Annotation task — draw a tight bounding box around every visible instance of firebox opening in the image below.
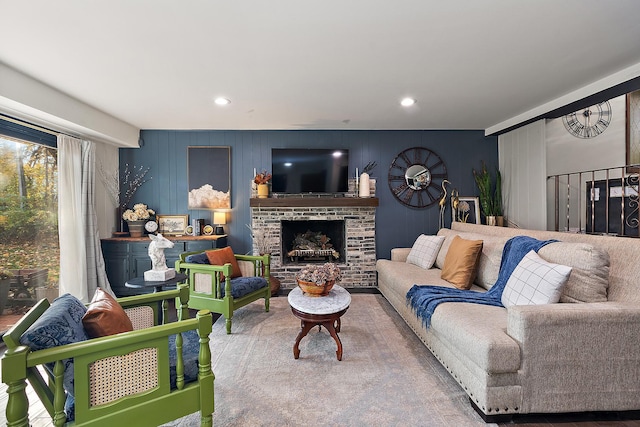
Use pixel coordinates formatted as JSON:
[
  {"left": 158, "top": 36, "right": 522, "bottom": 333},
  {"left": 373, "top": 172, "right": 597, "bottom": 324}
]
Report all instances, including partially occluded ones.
[{"left": 281, "top": 220, "right": 346, "bottom": 264}]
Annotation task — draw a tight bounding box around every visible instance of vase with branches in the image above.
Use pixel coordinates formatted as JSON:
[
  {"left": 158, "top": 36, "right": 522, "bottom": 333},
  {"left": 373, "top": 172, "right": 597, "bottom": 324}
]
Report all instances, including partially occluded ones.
[{"left": 99, "top": 163, "right": 152, "bottom": 234}]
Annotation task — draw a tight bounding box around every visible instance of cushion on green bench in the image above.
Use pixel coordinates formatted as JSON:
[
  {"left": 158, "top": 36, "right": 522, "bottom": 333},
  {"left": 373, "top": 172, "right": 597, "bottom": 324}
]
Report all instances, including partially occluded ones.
[
  {"left": 20, "top": 294, "right": 88, "bottom": 395},
  {"left": 224, "top": 277, "right": 268, "bottom": 299},
  {"left": 185, "top": 252, "right": 210, "bottom": 264}
]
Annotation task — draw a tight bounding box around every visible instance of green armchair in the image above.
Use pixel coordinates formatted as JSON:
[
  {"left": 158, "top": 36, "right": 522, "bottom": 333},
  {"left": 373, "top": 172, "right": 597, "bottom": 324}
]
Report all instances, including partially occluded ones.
[
  {"left": 175, "top": 251, "right": 270, "bottom": 334},
  {"left": 1, "top": 285, "right": 214, "bottom": 427}
]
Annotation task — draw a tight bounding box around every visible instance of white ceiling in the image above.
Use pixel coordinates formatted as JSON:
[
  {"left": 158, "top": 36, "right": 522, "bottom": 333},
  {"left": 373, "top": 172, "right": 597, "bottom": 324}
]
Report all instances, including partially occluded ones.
[{"left": 2, "top": 0, "right": 640, "bottom": 134}]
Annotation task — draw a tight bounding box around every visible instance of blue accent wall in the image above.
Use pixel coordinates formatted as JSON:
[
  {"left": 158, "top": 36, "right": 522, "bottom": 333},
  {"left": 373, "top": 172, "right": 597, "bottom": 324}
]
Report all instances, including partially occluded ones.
[{"left": 121, "top": 130, "right": 497, "bottom": 259}]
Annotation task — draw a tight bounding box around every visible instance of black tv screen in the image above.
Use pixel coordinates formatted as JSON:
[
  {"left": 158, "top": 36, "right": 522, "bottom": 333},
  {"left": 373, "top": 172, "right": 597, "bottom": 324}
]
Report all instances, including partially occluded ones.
[{"left": 272, "top": 148, "right": 349, "bottom": 194}]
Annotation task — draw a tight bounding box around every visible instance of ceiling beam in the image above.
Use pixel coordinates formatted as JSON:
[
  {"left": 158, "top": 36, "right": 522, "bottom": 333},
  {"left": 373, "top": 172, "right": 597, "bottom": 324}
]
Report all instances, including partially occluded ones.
[{"left": 486, "top": 61, "right": 640, "bottom": 136}]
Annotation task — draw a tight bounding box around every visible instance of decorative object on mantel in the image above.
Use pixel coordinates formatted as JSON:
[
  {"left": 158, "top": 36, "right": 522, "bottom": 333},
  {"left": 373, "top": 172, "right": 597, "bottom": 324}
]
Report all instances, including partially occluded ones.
[
  {"left": 144, "top": 233, "right": 176, "bottom": 281},
  {"left": 473, "top": 162, "right": 503, "bottom": 226},
  {"left": 295, "top": 263, "right": 342, "bottom": 297},
  {"left": 254, "top": 170, "right": 272, "bottom": 198},
  {"left": 122, "top": 203, "right": 155, "bottom": 237},
  {"left": 99, "top": 163, "right": 152, "bottom": 237},
  {"left": 358, "top": 161, "right": 377, "bottom": 198}
]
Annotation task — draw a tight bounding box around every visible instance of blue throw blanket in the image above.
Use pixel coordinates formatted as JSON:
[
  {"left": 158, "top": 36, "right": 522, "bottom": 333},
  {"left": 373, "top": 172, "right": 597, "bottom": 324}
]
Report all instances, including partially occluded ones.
[{"left": 406, "top": 235, "right": 556, "bottom": 328}]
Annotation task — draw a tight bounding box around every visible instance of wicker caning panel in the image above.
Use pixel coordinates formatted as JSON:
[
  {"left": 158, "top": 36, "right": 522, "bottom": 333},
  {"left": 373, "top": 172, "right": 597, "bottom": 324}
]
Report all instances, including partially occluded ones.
[
  {"left": 125, "top": 306, "right": 155, "bottom": 330},
  {"left": 238, "top": 260, "right": 256, "bottom": 277},
  {"left": 195, "top": 273, "right": 213, "bottom": 295},
  {"left": 89, "top": 348, "right": 158, "bottom": 406}
]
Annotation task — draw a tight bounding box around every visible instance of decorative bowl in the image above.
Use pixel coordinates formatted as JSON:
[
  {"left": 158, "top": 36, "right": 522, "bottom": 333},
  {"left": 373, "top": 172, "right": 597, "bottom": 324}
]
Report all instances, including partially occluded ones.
[{"left": 297, "top": 279, "right": 335, "bottom": 297}]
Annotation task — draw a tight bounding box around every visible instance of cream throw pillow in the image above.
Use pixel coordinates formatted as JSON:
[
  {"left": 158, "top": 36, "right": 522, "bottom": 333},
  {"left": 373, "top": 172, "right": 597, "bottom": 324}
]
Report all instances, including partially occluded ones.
[
  {"left": 501, "top": 250, "right": 572, "bottom": 307},
  {"left": 440, "top": 235, "right": 483, "bottom": 290},
  {"left": 406, "top": 234, "right": 445, "bottom": 270}
]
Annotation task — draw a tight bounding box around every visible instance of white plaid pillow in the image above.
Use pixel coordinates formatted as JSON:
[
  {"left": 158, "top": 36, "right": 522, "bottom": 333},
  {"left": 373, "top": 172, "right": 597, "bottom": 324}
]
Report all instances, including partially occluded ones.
[
  {"left": 406, "top": 234, "right": 445, "bottom": 270},
  {"left": 502, "top": 250, "right": 572, "bottom": 307}
]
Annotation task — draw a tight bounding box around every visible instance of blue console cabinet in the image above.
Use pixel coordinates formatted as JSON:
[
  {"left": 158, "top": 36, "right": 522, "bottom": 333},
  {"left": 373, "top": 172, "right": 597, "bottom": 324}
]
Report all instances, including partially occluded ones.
[{"left": 101, "top": 235, "right": 227, "bottom": 296}]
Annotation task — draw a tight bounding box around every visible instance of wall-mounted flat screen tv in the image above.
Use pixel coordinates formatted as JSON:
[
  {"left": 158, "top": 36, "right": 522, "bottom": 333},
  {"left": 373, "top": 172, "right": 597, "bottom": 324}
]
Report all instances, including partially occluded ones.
[{"left": 272, "top": 148, "right": 349, "bottom": 194}]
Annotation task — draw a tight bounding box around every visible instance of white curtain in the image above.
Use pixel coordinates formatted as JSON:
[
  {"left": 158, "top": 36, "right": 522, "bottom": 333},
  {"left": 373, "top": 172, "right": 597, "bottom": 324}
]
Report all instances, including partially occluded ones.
[{"left": 58, "top": 135, "right": 113, "bottom": 302}]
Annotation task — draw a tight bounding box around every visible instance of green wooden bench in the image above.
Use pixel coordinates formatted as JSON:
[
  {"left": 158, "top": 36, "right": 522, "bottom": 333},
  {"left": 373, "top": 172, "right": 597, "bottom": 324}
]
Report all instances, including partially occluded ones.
[
  {"left": 175, "top": 251, "right": 270, "bottom": 334},
  {"left": 1, "top": 285, "right": 214, "bottom": 427}
]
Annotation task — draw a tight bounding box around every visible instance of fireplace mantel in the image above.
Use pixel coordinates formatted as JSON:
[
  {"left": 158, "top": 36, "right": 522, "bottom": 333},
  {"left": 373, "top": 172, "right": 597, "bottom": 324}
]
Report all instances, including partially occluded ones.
[{"left": 249, "top": 197, "right": 378, "bottom": 208}]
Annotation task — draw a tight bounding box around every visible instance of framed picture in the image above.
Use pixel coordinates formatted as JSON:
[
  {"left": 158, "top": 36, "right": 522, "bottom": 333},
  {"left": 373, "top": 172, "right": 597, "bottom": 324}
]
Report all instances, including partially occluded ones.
[
  {"left": 188, "top": 146, "right": 231, "bottom": 210},
  {"left": 452, "top": 197, "right": 481, "bottom": 225},
  {"left": 157, "top": 215, "right": 189, "bottom": 236}
]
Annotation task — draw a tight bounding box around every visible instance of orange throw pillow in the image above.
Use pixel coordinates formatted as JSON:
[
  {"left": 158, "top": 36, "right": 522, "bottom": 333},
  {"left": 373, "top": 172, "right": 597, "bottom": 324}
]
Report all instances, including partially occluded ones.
[
  {"left": 205, "top": 246, "right": 242, "bottom": 279},
  {"left": 440, "top": 235, "right": 483, "bottom": 290},
  {"left": 82, "top": 288, "right": 133, "bottom": 338}
]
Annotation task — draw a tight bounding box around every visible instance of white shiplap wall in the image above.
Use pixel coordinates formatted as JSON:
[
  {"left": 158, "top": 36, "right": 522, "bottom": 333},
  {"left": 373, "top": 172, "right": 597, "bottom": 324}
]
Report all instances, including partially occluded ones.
[{"left": 498, "top": 120, "right": 547, "bottom": 230}]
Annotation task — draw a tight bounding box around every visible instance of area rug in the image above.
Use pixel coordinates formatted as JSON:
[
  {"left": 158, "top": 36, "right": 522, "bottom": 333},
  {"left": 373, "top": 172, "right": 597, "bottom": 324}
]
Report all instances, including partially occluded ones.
[{"left": 163, "top": 294, "right": 492, "bottom": 427}]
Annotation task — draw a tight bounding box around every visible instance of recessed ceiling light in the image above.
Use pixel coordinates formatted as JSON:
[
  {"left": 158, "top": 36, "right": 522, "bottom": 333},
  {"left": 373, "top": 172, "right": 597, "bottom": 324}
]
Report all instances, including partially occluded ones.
[
  {"left": 214, "top": 97, "right": 231, "bottom": 106},
  {"left": 400, "top": 97, "right": 416, "bottom": 107}
]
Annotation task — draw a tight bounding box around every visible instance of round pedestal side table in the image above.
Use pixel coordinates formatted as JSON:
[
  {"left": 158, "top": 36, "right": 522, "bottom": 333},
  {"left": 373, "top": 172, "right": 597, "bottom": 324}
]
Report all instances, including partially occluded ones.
[{"left": 287, "top": 284, "right": 351, "bottom": 361}]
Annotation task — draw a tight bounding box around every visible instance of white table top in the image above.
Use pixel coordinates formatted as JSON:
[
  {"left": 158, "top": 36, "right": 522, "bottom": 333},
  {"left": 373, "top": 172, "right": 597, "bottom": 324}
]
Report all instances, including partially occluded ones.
[{"left": 288, "top": 284, "right": 351, "bottom": 315}]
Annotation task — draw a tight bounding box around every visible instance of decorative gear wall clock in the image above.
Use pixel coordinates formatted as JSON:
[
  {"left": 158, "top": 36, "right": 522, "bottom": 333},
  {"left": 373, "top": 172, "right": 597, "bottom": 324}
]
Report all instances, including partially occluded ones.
[
  {"left": 388, "top": 147, "right": 448, "bottom": 208},
  {"left": 562, "top": 101, "right": 612, "bottom": 139}
]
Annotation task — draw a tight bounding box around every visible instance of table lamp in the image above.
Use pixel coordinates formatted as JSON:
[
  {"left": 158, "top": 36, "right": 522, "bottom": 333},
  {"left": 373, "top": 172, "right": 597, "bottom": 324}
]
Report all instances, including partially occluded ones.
[{"left": 213, "top": 211, "right": 226, "bottom": 235}]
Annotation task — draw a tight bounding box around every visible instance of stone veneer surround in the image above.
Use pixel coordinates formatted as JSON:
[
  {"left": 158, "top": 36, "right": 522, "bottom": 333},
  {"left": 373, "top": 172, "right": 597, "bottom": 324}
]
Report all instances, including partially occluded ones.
[{"left": 250, "top": 200, "right": 377, "bottom": 289}]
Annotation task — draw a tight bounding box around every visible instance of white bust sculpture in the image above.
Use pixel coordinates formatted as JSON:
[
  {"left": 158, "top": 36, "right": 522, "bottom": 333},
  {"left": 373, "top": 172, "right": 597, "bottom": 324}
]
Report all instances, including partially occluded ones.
[{"left": 144, "top": 233, "right": 176, "bottom": 281}]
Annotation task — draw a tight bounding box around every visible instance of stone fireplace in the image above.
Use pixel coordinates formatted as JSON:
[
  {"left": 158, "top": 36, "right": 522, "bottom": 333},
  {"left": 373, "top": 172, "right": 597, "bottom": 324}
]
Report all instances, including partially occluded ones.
[{"left": 249, "top": 197, "right": 378, "bottom": 289}]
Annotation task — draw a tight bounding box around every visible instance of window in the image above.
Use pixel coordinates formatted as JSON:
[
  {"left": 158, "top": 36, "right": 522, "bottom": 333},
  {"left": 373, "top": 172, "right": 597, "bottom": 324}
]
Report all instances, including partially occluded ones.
[{"left": 0, "top": 118, "right": 58, "bottom": 321}]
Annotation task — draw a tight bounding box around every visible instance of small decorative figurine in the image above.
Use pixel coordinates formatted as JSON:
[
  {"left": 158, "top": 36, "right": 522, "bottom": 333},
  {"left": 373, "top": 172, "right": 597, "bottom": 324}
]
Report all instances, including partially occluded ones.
[{"left": 144, "top": 233, "right": 176, "bottom": 281}]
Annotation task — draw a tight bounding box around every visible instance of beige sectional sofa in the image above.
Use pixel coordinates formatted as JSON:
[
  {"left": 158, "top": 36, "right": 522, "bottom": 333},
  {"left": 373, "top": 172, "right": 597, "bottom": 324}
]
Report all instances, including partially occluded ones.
[{"left": 376, "top": 222, "right": 640, "bottom": 421}]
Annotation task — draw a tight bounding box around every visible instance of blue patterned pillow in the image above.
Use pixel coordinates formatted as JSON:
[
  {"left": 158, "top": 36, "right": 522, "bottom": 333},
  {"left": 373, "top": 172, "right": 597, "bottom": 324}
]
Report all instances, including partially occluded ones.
[
  {"left": 185, "top": 252, "right": 210, "bottom": 264},
  {"left": 20, "top": 293, "right": 88, "bottom": 397},
  {"left": 169, "top": 329, "right": 201, "bottom": 389},
  {"left": 222, "top": 277, "right": 268, "bottom": 299}
]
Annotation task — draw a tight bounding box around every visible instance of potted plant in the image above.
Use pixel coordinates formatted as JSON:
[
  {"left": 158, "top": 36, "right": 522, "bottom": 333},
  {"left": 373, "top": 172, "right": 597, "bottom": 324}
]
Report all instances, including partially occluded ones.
[
  {"left": 472, "top": 162, "right": 503, "bottom": 226},
  {"left": 122, "top": 203, "right": 155, "bottom": 237},
  {"left": 295, "top": 263, "right": 342, "bottom": 297},
  {"left": 0, "top": 270, "right": 12, "bottom": 314},
  {"left": 254, "top": 171, "right": 272, "bottom": 198}
]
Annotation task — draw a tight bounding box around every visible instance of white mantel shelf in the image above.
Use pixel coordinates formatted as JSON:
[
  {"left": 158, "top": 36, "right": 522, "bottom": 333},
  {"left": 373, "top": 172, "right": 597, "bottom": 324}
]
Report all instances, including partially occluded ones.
[{"left": 249, "top": 197, "right": 379, "bottom": 208}]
